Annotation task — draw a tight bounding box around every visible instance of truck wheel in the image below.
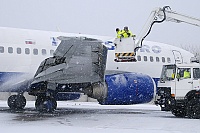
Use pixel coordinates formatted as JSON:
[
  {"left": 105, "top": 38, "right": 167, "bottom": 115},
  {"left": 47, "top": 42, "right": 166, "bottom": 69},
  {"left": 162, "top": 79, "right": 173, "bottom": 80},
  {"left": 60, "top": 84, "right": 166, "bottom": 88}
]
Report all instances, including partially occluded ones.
[
  {"left": 186, "top": 98, "right": 200, "bottom": 119},
  {"left": 171, "top": 108, "right": 186, "bottom": 118},
  {"left": 185, "top": 90, "right": 196, "bottom": 101}
]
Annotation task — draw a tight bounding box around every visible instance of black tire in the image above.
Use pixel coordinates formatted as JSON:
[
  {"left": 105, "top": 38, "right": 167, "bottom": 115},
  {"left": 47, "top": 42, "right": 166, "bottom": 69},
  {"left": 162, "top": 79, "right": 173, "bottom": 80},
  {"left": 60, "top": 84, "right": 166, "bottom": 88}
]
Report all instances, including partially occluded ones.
[
  {"left": 35, "top": 96, "right": 57, "bottom": 112},
  {"left": 7, "top": 95, "right": 26, "bottom": 110},
  {"left": 7, "top": 95, "right": 17, "bottom": 110},
  {"left": 185, "top": 90, "right": 197, "bottom": 102},
  {"left": 44, "top": 98, "right": 57, "bottom": 112},
  {"left": 186, "top": 98, "right": 200, "bottom": 119},
  {"left": 171, "top": 108, "right": 186, "bottom": 118},
  {"left": 35, "top": 96, "right": 45, "bottom": 111}
]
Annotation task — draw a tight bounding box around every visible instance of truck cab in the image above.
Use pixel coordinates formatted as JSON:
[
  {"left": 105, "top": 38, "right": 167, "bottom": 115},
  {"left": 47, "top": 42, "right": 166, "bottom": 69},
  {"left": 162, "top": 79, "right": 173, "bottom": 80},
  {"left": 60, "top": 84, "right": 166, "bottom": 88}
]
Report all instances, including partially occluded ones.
[{"left": 156, "top": 63, "right": 200, "bottom": 118}]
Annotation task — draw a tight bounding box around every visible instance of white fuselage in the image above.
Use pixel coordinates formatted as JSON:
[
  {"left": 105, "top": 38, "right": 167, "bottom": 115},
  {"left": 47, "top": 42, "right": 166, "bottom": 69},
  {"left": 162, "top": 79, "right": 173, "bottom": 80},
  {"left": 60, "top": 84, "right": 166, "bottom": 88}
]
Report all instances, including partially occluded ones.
[{"left": 0, "top": 27, "right": 194, "bottom": 86}]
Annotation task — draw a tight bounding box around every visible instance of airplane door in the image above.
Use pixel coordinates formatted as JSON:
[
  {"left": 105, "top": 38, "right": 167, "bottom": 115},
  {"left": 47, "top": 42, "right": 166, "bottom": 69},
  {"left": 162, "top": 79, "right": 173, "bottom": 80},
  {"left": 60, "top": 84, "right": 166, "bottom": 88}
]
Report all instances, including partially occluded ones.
[
  {"left": 175, "top": 68, "right": 193, "bottom": 98},
  {"left": 172, "top": 50, "right": 183, "bottom": 64}
]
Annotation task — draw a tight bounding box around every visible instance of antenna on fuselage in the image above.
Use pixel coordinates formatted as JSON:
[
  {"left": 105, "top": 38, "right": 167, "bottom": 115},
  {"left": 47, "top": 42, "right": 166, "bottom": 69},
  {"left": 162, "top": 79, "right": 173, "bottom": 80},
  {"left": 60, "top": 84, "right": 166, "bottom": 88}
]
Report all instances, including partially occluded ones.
[{"left": 56, "top": 26, "right": 61, "bottom": 32}]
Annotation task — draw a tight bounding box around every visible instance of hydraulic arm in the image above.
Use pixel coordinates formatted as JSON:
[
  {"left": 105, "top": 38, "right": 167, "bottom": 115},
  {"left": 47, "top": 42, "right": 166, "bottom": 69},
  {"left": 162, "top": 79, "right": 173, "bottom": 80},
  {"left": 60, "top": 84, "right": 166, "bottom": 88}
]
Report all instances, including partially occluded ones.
[{"left": 135, "top": 6, "right": 200, "bottom": 51}]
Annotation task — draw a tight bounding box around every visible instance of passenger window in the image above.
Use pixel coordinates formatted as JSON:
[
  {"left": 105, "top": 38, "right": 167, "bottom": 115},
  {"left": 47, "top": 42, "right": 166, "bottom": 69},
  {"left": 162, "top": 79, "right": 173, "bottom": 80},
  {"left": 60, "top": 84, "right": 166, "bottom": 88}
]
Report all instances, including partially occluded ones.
[
  {"left": 0, "top": 46, "right": 4, "bottom": 53},
  {"left": 137, "top": 55, "right": 141, "bottom": 61},
  {"left": 156, "top": 57, "right": 159, "bottom": 62},
  {"left": 42, "top": 49, "right": 47, "bottom": 55},
  {"left": 25, "top": 48, "right": 30, "bottom": 54},
  {"left": 8, "top": 47, "right": 13, "bottom": 53},
  {"left": 50, "top": 50, "right": 54, "bottom": 56},
  {"left": 17, "top": 47, "right": 21, "bottom": 54},
  {"left": 150, "top": 56, "right": 154, "bottom": 62},
  {"left": 162, "top": 57, "right": 165, "bottom": 63},
  {"left": 144, "top": 56, "right": 147, "bottom": 61},
  {"left": 167, "top": 57, "right": 171, "bottom": 63},
  {"left": 33, "top": 48, "right": 38, "bottom": 55}
]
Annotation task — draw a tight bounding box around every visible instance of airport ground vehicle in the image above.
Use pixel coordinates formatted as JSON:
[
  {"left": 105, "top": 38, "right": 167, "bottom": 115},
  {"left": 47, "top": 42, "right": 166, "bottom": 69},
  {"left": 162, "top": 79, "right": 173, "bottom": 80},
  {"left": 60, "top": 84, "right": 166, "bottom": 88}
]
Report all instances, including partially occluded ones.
[{"left": 155, "top": 62, "right": 200, "bottom": 118}]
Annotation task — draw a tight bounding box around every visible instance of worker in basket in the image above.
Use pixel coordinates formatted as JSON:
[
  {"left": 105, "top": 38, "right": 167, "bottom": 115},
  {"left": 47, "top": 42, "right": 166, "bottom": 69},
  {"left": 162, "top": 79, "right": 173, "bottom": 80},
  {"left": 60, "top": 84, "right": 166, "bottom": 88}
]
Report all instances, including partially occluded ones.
[
  {"left": 121, "top": 26, "right": 136, "bottom": 38},
  {"left": 116, "top": 28, "right": 123, "bottom": 38}
]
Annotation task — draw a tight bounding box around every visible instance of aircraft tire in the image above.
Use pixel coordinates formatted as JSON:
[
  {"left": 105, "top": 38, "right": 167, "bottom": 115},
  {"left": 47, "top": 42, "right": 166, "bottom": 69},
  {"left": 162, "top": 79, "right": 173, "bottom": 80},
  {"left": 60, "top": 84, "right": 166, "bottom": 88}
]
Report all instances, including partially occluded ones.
[
  {"left": 35, "top": 96, "right": 57, "bottom": 112},
  {"left": 186, "top": 98, "right": 200, "bottom": 119},
  {"left": 7, "top": 95, "right": 26, "bottom": 110}
]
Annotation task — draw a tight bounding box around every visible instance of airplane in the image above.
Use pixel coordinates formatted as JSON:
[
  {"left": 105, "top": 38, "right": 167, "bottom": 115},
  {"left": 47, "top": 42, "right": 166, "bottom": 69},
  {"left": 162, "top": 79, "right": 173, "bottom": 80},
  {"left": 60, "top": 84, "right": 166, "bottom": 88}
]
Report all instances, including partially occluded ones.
[
  {"left": 0, "top": 26, "right": 194, "bottom": 111},
  {"left": 1, "top": 6, "right": 199, "bottom": 111}
]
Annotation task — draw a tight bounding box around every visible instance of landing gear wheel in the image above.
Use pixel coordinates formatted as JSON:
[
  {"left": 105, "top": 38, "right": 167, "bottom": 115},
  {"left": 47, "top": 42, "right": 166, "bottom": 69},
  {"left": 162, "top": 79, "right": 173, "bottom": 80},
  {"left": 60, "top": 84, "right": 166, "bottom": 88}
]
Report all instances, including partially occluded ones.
[
  {"left": 7, "top": 95, "right": 26, "bottom": 110},
  {"left": 186, "top": 98, "right": 200, "bottom": 119},
  {"left": 35, "top": 96, "right": 57, "bottom": 112}
]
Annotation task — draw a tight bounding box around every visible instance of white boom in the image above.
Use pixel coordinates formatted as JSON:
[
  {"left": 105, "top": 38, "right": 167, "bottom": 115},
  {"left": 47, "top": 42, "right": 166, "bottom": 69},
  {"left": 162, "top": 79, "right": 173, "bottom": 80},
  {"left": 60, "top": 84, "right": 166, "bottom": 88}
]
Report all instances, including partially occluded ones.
[{"left": 136, "top": 6, "right": 200, "bottom": 50}]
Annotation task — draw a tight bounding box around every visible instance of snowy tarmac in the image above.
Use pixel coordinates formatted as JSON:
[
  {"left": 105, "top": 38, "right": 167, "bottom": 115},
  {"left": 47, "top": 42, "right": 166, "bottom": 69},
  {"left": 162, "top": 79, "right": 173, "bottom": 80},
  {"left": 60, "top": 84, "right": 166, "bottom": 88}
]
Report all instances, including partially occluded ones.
[{"left": 0, "top": 101, "right": 199, "bottom": 133}]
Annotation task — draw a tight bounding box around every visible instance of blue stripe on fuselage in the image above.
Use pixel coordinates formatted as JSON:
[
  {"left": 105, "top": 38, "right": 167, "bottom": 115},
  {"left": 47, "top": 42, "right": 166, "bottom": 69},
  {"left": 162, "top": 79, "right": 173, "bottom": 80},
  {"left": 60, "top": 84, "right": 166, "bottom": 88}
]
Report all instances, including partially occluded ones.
[
  {"left": 0, "top": 72, "right": 29, "bottom": 92},
  {"left": 0, "top": 72, "right": 24, "bottom": 85}
]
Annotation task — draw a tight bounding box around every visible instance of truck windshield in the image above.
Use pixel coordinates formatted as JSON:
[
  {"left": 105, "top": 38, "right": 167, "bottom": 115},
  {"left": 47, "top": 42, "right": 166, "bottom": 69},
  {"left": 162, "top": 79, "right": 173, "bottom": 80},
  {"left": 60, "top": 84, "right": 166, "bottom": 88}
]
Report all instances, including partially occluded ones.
[{"left": 160, "top": 65, "right": 176, "bottom": 81}]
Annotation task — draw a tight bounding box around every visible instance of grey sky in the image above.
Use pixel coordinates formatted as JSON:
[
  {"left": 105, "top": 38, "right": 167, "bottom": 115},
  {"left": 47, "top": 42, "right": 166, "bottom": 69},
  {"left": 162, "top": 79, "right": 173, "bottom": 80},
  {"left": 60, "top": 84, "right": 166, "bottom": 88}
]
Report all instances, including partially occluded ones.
[{"left": 0, "top": 0, "right": 199, "bottom": 47}]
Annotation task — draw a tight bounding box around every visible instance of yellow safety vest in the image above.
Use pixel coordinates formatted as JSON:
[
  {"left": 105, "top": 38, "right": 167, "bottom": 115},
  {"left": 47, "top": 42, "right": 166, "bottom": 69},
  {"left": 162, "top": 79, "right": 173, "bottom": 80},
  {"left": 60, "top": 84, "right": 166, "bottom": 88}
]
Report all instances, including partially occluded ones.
[
  {"left": 184, "top": 71, "right": 190, "bottom": 78},
  {"left": 121, "top": 30, "right": 134, "bottom": 38},
  {"left": 116, "top": 30, "right": 123, "bottom": 38}
]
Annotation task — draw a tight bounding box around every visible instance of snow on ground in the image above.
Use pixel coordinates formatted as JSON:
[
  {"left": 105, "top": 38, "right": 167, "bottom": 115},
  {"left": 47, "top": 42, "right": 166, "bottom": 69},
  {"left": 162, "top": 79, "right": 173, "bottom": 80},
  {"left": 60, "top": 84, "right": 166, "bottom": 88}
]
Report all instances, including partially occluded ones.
[{"left": 0, "top": 101, "right": 199, "bottom": 133}]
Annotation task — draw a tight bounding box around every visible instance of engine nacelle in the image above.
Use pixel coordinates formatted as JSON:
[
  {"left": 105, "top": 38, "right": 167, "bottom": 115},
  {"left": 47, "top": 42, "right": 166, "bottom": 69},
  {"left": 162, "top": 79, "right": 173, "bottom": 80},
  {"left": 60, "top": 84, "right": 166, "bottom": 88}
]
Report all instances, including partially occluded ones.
[{"left": 97, "top": 71, "right": 155, "bottom": 105}]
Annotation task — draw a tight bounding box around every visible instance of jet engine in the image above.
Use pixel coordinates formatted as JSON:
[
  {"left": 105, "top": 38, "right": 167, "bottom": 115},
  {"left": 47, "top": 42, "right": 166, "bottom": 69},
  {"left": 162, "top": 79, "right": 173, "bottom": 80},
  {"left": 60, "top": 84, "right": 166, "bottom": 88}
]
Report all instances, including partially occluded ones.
[{"left": 91, "top": 70, "right": 156, "bottom": 105}]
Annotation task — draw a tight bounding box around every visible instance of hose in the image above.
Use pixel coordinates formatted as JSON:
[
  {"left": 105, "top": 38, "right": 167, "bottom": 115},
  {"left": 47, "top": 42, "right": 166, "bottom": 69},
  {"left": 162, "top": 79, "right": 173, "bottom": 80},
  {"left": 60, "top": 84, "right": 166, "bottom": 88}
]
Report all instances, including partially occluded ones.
[{"left": 134, "top": 6, "right": 171, "bottom": 53}]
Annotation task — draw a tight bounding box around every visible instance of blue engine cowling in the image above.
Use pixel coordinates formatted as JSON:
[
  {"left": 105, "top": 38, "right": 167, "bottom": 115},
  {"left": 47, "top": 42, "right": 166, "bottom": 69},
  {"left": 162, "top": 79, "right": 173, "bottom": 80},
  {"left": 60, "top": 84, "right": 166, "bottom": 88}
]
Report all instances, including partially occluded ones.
[{"left": 99, "top": 72, "right": 155, "bottom": 105}]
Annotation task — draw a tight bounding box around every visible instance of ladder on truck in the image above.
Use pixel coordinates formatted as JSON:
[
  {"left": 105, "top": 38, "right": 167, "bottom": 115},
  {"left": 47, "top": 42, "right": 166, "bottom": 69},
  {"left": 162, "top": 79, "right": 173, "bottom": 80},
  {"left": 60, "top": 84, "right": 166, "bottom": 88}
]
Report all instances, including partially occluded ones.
[{"left": 114, "top": 37, "right": 136, "bottom": 62}]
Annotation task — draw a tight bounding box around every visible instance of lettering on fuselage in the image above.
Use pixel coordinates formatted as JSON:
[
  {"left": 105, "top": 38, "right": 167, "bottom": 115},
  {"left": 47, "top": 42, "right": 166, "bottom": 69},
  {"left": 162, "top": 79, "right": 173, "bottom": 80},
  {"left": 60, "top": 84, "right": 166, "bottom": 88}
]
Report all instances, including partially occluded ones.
[
  {"left": 139, "top": 45, "right": 161, "bottom": 54},
  {"left": 104, "top": 41, "right": 162, "bottom": 54},
  {"left": 50, "top": 37, "right": 60, "bottom": 46}
]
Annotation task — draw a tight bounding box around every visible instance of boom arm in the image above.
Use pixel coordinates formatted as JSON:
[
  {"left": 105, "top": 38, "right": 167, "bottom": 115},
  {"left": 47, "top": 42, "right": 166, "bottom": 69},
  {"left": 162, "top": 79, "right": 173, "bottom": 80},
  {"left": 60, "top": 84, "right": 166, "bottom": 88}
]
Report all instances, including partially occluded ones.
[{"left": 135, "top": 6, "right": 200, "bottom": 51}]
